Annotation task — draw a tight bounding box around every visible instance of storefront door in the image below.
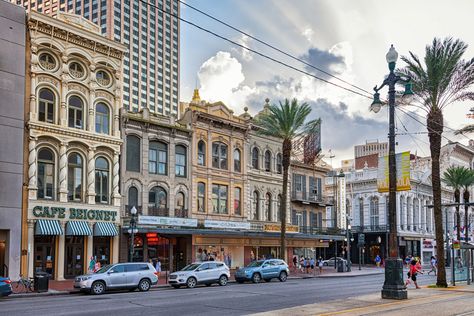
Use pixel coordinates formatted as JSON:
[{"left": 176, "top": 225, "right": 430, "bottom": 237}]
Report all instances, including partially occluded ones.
[
  {"left": 93, "top": 237, "right": 110, "bottom": 266},
  {"left": 64, "top": 236, "right": 84, "bottom": 278},
  {"left": 34, "top": 236, "right": 55, "bottom": 278}
]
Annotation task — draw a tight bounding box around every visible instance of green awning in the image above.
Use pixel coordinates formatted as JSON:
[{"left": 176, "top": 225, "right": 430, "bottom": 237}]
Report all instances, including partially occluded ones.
[
  {"left": 66, "top": 221, "right": 92, "bottom": 236},
  {"left": 35, "top": 219, "right": 63, "bottom": 235},
  {"left": 94, "top": 222, "right": 118, "bottom": 236}
]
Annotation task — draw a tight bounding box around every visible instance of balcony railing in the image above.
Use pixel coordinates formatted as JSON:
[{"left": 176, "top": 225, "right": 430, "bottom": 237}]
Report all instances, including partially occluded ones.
[
  {"left": 292, "top": 190, "right": 330, "bottom": 204},
  {"left": 174, "top": 208, "right": 189, "bottom": 218},
  {"left": 148, "top": 207, "right": 169, "bottom": 217},
  {"left": 125, "top": 205, "right": 143, "bottom": 216},
  {"left": 297, "top": 226, "right": 343, "bottom": 235}
]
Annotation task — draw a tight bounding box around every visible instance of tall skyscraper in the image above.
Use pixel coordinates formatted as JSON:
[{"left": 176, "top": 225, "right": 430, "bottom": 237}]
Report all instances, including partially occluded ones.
[{"left": 14, "top": 0, "right": 180, "bottom": 115}]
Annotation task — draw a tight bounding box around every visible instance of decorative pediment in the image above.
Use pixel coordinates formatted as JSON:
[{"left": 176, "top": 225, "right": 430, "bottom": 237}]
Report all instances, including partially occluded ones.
[
  {"left": 208, "top": 101, "right": 234, "bottom": 120},
  {"left": 57, "top": 12, "right": 101, "bottom": 34}
]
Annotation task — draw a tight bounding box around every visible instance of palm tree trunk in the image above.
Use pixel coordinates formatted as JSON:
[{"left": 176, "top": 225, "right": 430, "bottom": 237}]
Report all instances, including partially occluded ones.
[
  {"left": 280, "top": 138, "right": 291, "bottom": 262},
  {"left": 428, "top": 108, "right": 447, "bottom": 287},
  {"left": 464, "top": 190, "right": 470, "bottom": 243},
  {"left": 455, "top": 190, "right": 461, "bottom": 242}
]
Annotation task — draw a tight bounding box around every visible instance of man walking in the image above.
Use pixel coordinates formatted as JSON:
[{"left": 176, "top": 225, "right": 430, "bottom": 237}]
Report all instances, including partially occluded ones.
[
  {"left": 427, "top": 256, "right": 437, "bottom": 276},
  {"left": 375, "top": 254, "right": 381, "bottom": 268}
]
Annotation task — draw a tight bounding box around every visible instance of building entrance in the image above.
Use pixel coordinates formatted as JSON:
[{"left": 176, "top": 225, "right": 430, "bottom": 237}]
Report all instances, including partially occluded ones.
[
  {"left": 64, "top": 236, "right": 84, "bottom": 278},
  {"left": 34, "top": 236, "right": 55, "bottom": 277}
]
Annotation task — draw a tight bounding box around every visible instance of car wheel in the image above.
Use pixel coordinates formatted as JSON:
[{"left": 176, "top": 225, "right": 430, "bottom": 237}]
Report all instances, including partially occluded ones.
[
  {"left": 172, "top": 285, "right": 181, "bottom": 289},
  {"left": 186, "top": 277, "right": 197, "bottom": 288},
  {"left": 218, "top": 275, "right": 228, "bottom": 286},
  {"left": 91, "top": 281, "right": 106, "bottom": 295},
  {"left": 138, "top": 279, "right": 151, "bottom": 292},
  {"left": 279, "top": 271, "right": 288, "bottom": 282},
  {"left": 252, "top": 273, "right": 261, "bottom": 283}
]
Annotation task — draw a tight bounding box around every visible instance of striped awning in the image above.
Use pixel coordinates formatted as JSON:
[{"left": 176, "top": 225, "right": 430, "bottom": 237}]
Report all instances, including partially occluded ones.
[
  {"left": 94, "top": 222, "right": 118, "bottom": 237},
  {"left": 35, "top": 219, "right": 63, "bottom": 236},
  {"left": 66, "top": 221, "right": 92, "bottom": 236}
]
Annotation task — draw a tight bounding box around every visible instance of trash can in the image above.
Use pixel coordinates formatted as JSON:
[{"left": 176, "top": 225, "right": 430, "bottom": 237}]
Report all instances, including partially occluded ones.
[
  {"left": 337, "top": 260, "right": 344, "bottom": 272},
  {"left": 34, "top": 272, "right": 50, "bottom": 293}
]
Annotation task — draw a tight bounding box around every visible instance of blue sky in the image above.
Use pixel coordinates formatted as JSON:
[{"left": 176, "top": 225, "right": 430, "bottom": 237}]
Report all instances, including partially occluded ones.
[{"left": 180, "top": 0, "right": 474, "bottom": 164}]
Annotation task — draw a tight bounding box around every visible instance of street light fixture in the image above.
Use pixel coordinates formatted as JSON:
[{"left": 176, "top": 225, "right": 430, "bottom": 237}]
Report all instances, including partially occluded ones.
[
  {"left": 128, "top": 206, "right": 139, "bottom": 262},
  {"left": 371, "top": 45, "right": 411, "bottom": 300}
]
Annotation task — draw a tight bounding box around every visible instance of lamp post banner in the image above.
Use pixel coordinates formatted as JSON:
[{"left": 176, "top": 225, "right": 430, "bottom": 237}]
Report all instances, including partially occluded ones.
[{"left": 377, "top": 151, "right": 411, "bottom": 193}]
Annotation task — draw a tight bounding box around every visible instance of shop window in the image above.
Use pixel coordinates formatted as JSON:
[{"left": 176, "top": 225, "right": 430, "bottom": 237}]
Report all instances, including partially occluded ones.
[
  {"left": 370, "top": 197, "right": 379, "bottom": 226},
  {"left": 276, "top": 153, "right": 282, "bottom": 174},
  {"left": 252, "top": 147, "right": 259, "bottom": 169},
  {"left": 67, "top": 153, "right": 83, "bottom": 201},
  {"left": 149, "top": 186, "right": 167, "bottom": 209},
  {"left": 233, "top": 149, "right": 241, "bottom": 173},
  {"left": 265, "top": 193, "right": 272, "bottom": 221},
  {"left": 175, "top": 192, "right": 185, "bottom": 210},
  {"left": 38, "top": 88, "right": 55, "bottom": 123},
  {"left": 126, "top": 135, "right": 140, "bottom": 172},
  {"left": 68, "top": 96, "right": 84, "bottom": 129},
  {"left": 252, "top": 191, "right": 259, "bottom": 220},
  {"left": 212, "top": 142, "right": 227, "bottom": 169},
  {"left": 95, "top": 157, "right": 109, "bottom": 204},
  {"left": 212, "top": 184, "right": 228, "bottom": 214},
  {"left": 234, "top": 187, "right": 241, "bottom": 215},
  {"left": 37, "top": 148, "right": 55, "bottom": 200},
  {"left": 197, "top": 140, "right": 205, "bottom": 166},
  {"left": 95, "top": 103, "right": 110, "bottom": 134},
  {"left": 149, "top": 141, "right": 167, "bottom": 175},
  {"left": 175, "top": 145, "right": 186, "bottom": 177},
  {"left": 197, "top": 182, "right": 205, "bottom": 213},
  {"left": 264, "top": 150, "right": 271, "bottom": 172}
]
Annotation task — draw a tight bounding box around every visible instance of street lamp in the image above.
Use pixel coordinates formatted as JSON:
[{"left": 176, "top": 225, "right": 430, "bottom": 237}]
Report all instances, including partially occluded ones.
[
  {"left": 346, "top": 220, "right": 352, "bottom": 272},
  {"left": 370, "top": 45, "right": 411, "bottom": 300},
  {"left": 128, "top": 206, "right": 139, "bottom": 262}
]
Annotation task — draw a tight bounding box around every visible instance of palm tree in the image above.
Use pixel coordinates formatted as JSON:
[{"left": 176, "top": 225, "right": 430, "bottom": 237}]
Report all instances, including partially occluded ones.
[
  {"left": 256, "top": 98, "right": 320, "bottom": 261},
  {"left": 443, "top": 166, "right": 471, "bottom": 242},
  {"left": 400, "top": 38, "right": 474, "bottom": 287}
]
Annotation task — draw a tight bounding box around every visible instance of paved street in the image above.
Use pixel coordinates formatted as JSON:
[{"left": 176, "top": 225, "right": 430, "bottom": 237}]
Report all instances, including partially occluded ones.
[{"left": 0, "top": 273, "right": 439, "bottom": 316}]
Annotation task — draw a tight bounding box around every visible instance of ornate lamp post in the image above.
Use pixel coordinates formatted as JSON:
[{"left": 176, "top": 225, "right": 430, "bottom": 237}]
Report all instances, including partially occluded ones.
[
  {"left": 370, "top": 45, "right": 413, "bottom": 300},
  {"left": 128, "top": 206, "right": 139, "bottom": 262}
]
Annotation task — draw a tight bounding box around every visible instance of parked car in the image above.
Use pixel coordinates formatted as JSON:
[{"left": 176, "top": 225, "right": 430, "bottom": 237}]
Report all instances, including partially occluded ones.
[
  {"left": 0, "top": 277, "right": 12, "bottom": 297},
  {"left": 168, "top": 261, "right": 230, "bottom": 289},
  {"left": 322, "top": 257, "right": 347, "bottom": 266},
  {"left": 74, "top": 262, "right": 158, "bottom": 295},
  {"left": 235, "top": 259, "right": 289, "bottom": 283}
]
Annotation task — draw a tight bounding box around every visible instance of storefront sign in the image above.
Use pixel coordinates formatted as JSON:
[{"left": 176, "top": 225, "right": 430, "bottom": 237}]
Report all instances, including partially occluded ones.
[
  {"left": 32, "top": 205, "right": 117, "bottom": 222},
  {"left": 264, "top": 224, "right": 299, "bottom": 233},
  {"left": 423, "top": 239, "right": 433, "bottom": 249},
  {"left": 204, "top": 220, "right": 250, "bottom": 230},
  {"left": 138, "top": 215, "right": 198, "bottom": 227}
]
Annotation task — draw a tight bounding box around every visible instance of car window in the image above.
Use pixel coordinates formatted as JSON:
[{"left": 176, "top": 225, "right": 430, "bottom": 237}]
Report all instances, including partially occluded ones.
[
  {"left": 95, "top": 264, "right": 112, "bottom": 274},
  {"left": 198, "top": 263, "right": 209, "bottom": 271},
  {"left": 247, "top": 261, "right": 264, "bottom": 267},
  {"left": 110, "top": 265, "right": 125, "bottom": 273},
  {"left": 181, "top": 263, "right": 201, "bottom": 271},
  {"left": 208, "top": 263, "right": 217, "bottom": 269},
  {"left": 216, "top": 263, "right": 224, "bottom": 268}
]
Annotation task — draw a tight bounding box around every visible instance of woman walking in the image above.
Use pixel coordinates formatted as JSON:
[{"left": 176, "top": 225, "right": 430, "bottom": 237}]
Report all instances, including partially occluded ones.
[{"left": 405, "top": 259, "right": 423, "bottom": 289}]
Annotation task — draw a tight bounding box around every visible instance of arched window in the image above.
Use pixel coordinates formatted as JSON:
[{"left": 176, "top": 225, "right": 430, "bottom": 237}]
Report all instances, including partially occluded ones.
[
  {"left": 276, "top": 153, "right": 282, "bottom": 174},
  {"left": 128, "top": 186, "right": 138, "bottom": 208},
  {"left": 149, "top": 186, "right": 167, "bottom": 209},
  {"left": 265, "top": 193, "right": 272, "bottom": 221},
  {"left": 95, "top": 157, "right": 109, "bottom": 204},
  {"left": 197, "top": 182, "right": 206, "bottom": 213},
  {"left": 126, "top": 135, "right": 140, "bottom": 172},
  {"left": 276, "top": 194, "right": 282, "bottom": 222},
  {"left": 252, "top": 147, "right": 259, "bottom": 169},
  {"left": 264, "top": 151, "right": 271, "bottom": 172},
  {"left": 370, "top": 197, "right": 379, "bottom": 226},
  {"left": 233, "top": 149, "right": 241, "bottom": 173},
  {"left": 95, "top": 103, "right": 109, "bottom": 134},
  {"left": 37, "top": 148, "right": 55, "bottom": 199},
  {"left": 68, "top": 153, "right": 83, "bottom": 201},
  {"left": 212, "top": 184, "right": 228, "bottom": 214},
  {"left": 175, "top": 145, "right": 186, "bottom": 177},
  {"left": 212, "top": 142, "right": 227, "bottom": 169},
  {"left": 38, "top": 88, "right": 55, "bottom": 123},
  {"left": 68, "top": 95, "right": 83, "bottom": 129},
  {"left": 197, "top": 140, "right": 206, "bottom": 166},
  {"left": 252, "top": 191, "right": 259, "bottom": 220},
  {"left": 175, "top": 192, "right": 185, "bottom": 210},
  {"left": 234, "top": 187, "right": 241, "bottom": 215},
  {"left": 149, "top": 141, "right": 167, "bottom": 175}
]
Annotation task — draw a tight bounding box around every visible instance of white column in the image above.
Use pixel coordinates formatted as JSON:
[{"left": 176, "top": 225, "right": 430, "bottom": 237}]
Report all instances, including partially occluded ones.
[
  {"left": 57, "top": 223, "right": 66, "bottom": 281},
  {"left": 60, "top": 82, "right": 68, "bottom": 126},
  {"left": 113, "top": 151, "right": 120, "bottom": 206},
  {"left": 87, "top": 147, "right": 95, "bottom": 204},
  {"left": 86, "top": 223, "right": 93, "bottom": 270},
  {"left": 27, "top": 220, "right": 35, "bottom": 279},
  {"left": 58, "top": 142, "right": 68, "bottom": 202},
  {"left": 88, "top": 90, "right": 95, "bottom": 132},
  {"left": 29, "top": 73, "right": 37, "bottom": 121},
  {"left": 28, "top": 137, "right": 37, "bottom": 200},
  {"left": 113, "top": 97, "right": 120, "bottom": 137},
  {"left": 112, "top": 235, "right": 119, "bottom": 264}
]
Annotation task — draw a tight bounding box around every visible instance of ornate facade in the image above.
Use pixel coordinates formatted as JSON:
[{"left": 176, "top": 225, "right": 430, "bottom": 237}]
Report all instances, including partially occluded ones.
[{"left": 23, "top": 11, "right": 126, "bottom": 280}]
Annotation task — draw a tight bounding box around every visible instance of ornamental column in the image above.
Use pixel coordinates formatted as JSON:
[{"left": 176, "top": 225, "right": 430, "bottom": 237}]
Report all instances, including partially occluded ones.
[
  {"left": 28, "top": 137, "right": 37, "bottom": 200},
  {"left": 86, "top": 223, "right": 93, "bottom": 272},
  {"left": 87, "top": 147, "right": 96, "bottom": 204},
  {"left": 27, "top": 220, "right": 35, "bottom": 279},
  {"left": 60, "top": 81, "right": 68, "bottom": 127},
  {"left": 29, "top": 73, "right": 37, "bottom": 121},
  {"left": 113, "top": 151, "right": 121, "bottom": 206},
  {"left": 112, "top": 233, "right": 119, "bottom": 264},
  {"left": 88, "top": 90, "right": 95, "bottom": 132},
  {"left": 58, "top": 142, "right": 68, "bottom": 202},
  {"left": 57, "top": 222, "right": 66, "bottom": 281}
]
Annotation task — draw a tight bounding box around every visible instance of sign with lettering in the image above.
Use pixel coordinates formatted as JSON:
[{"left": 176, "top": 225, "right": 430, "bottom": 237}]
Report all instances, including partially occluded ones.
[
  {"left": 264, "top": 224, "right": 299, "bottom": 233},
  {"left": 204, "top": 220, "right": 250, "bottom": 230},
  {"left": 138, "top": 215, "right": 198, "bottom": 227},
  {"left": 32, "top": 205, "right": 117, "bottom": 222}
]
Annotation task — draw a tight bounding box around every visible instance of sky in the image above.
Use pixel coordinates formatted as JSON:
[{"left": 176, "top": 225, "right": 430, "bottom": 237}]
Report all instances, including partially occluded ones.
[{"left": 179, "top": 0, "right": 474, "bottom": 166}]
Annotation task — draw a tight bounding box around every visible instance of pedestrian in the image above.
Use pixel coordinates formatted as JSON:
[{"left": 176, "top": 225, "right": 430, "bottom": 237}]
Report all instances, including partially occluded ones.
[
  {"left": 427, "top": 256, "right": 437, "bottom": 276},
  {"left": 94, "top": 257, "right": 101, "bottom": 272},
  {"left": 405, "top": 255, "right": 412, "bottom": 268},
  {"left": 310, "top": 258, "right": 315, "bottom": 272},
  {"left": 302, "top": 257, "right": 307, "bottom": 273},
  {"left": 375, "top": 254, "right": 381, "bottom": 268},
  {"left": 293, "top": 256, "right": 298, "bottom": 272},
  {"left": 88, "top": 256, "right": 96, "bottom": 274},
  {"left": 155, "top": 258, "right": 161, "bottom": 281},
  {"left": 405, "top": 259, "right": 422, "bottom": 289},
  {"left": 318, "top": 257, "right": 324, "bottom": 274},
  {"left": 299, "top": 256, "right": 305, "bottom": 273}
]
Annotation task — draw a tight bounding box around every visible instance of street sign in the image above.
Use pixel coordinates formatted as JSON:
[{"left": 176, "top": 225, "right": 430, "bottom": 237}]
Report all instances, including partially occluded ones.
[
  {"left": 358, "top": 233, "right": 365, "bottom": 246},
  {"left": 453, "top": 240, "right": 460, "bottom": 250}
]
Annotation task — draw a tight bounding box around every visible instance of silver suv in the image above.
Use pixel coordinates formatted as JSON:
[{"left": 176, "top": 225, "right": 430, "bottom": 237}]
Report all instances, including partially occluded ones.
[
  {"left": 169, "top": 261, "right": 230, "bottom": 288},
  {"left": 74, "top": 262, "right": 158, "bottom": 295}
]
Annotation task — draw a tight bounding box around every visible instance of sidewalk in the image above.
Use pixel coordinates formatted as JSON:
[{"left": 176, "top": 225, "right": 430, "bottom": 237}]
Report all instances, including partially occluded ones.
[
  {"left": 290, "top": 266, "right": 384, "bottom": 278},
  {"left": 252, "top": 285, "right": 474, "bottom": 316}
]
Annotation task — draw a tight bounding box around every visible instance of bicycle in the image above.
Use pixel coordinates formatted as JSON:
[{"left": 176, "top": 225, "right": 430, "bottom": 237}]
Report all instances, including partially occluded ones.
[{"left": 12, "top": 275, "right": 34, "bottom": 293}]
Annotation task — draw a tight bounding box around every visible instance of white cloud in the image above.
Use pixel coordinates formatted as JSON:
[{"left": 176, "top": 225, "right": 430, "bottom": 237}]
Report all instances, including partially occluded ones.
[{"left": 302, "top": 27, "right": 314, "bottom": 43}]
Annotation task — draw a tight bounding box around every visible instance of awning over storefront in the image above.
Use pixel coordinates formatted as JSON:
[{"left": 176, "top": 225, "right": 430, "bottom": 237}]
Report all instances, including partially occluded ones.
[
  {"left": 94, "top": 222, "right": 118, "bottom": 236},
  {"left": 35, "top": 219, "right": 63, "bottom": 235},
  {"left": 66, "top": 221, "right": 92, "bottom": 236}
]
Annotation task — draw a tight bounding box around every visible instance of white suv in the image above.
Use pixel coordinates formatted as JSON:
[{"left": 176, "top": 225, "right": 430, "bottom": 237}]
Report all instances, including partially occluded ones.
[{"left": 169, "top": 261, "right": 230, "bottom": 288}]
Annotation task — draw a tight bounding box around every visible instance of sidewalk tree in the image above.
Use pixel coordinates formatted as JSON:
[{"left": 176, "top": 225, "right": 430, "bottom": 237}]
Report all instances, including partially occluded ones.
[
  {"left": 462, "top": 169, "right": 474, "bottom": 243},
  {"left": 400, "top": 37, "right": 474, "bottom": 287},
  {"left": 255, "top": 98, "right": 320, "bottom": 261}
]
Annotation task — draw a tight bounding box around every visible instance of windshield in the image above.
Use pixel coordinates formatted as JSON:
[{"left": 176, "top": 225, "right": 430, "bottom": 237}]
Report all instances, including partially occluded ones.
[
  {"left": 181, "top": 263, "right": 201, "bottom": 271},
  {"left": 95, "top": 264, "right": 112, "bottom": 274},
  {"left": 246, "top": 261, "right": 264, "bottom": 267}
]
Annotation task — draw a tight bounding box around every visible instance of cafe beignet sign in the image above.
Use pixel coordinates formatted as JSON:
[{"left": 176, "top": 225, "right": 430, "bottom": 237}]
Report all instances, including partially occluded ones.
[{"left": 32, "top": 205, "right": 118, "bottom": 222}]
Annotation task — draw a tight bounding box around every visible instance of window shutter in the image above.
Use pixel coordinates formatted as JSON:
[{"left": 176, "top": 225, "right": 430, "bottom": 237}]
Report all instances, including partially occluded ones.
[
  {"left": 303, "top": 210, "right": 307, "bottom": 227},
  {"left": 292, "top": 210, "right": 297, "bottom": 225},
  {"left": 302, "top": 175, "right": 307, "bottom": 198},
  {"left": 309, "top": 177, "right": 315, "bottom": 198},
  {"left": 317, "top": 178, "right": 322, "bottom": 200}
]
